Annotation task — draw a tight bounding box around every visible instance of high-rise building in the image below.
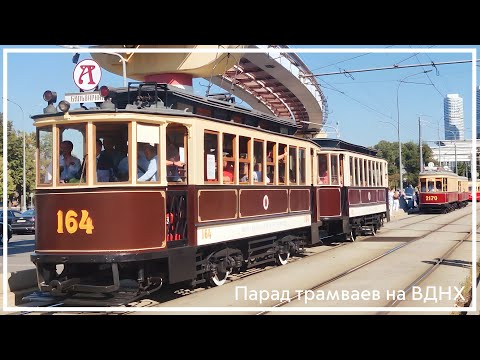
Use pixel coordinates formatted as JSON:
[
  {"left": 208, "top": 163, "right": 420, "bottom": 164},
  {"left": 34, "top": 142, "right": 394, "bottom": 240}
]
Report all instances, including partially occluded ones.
[
  {"left": 444, "top": 94, "right": 464, "bottom": 140},
  {"left": 476, "top": 86, "right": 480, "bottom": 139}
]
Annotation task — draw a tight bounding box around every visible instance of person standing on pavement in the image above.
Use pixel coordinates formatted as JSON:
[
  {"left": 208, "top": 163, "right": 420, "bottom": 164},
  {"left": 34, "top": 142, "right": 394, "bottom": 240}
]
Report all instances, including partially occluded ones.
[
  {"left": 388, "top": 187, "right": 394, "bottom": 217},
  {"left": 393, "top": 188, "right": 400, "bottom": 212}
]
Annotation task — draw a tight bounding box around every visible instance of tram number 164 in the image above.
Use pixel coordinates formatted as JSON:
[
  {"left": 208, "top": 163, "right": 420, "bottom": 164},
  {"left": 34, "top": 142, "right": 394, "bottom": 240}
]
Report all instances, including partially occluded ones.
[
  {"left": 425, "top": 195, "right": 438, "bottom": 201},
  {"left": 57, "top": 210, "right": 94, "bottom": 234}
]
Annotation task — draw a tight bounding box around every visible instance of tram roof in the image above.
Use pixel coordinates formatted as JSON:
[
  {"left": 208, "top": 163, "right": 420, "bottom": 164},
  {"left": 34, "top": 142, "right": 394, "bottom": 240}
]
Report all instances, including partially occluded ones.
[{"left": 311, "top": 138, "right": 378, "bottom": 157}]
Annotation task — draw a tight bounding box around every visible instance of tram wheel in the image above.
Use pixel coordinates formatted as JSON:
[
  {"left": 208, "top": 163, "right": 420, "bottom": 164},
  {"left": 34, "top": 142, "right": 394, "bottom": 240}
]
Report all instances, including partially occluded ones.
[
  {"left": 276, "top": 251, "right": 290, "bottom": 266},
  {"left": 209, "top": 268, "right": 230, "bottom": 287},
  {"left": 348, "top": 229, "right": 357, "bottom": 242},
  {"left": 207, "top": 255, "right": 232, "bottom": 287}
]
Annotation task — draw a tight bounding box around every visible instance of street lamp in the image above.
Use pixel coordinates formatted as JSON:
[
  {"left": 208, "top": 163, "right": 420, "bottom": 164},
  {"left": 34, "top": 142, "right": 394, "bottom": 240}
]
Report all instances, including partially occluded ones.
[
  {"left": 6, "top": 98, "right": 27, "bottom": 212},
  {"left": 396, "top": 70, "right": 432, "bottom": 191}
]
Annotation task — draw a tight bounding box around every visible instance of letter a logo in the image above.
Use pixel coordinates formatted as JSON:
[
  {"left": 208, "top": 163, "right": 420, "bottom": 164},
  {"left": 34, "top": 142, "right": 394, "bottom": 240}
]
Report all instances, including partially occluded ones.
[{"left": 73, "top": 59, "right": 102, "bottom": 91}]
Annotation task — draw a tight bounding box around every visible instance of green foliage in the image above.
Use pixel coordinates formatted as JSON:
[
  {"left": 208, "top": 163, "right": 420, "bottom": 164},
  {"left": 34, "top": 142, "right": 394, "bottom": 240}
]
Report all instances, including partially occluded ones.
[
  {"left": 0, "top": 113, "right": 36, "bottom": 204},
  {"left": 373, "top": 140, "right": 436, "bottom": 188}
]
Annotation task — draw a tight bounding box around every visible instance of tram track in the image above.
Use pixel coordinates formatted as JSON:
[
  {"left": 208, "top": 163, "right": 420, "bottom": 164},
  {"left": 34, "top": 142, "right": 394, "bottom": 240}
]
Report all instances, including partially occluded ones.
[
  {"left": 15, "top": 209, "right": 468, "bottom": 315},
  {"left": 255, "top": 208, "right": 475, "bottom": 315}
]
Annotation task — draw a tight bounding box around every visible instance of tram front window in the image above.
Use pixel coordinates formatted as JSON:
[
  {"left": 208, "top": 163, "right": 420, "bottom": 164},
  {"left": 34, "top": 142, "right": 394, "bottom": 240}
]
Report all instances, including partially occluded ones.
[
  {"left": 38, "top": 127, "right": 53, "bottom": 185},
  {"left": 58, "top": 125, "right": 85, "bottom": 184}
]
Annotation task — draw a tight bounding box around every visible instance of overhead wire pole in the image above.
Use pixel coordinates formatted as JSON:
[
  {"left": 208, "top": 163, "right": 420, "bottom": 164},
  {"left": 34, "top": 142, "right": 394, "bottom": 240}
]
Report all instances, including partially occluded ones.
[
  {"left": 6, "top": 98, "right": 27, "bottom": 211},
  {"left": 396, "top": 70, "right": 432, "bottom": 191}
]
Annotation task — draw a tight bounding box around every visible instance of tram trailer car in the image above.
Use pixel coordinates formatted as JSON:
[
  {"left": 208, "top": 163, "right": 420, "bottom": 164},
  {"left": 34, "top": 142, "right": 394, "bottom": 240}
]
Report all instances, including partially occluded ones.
[
  {"left": 30, "top": 83, "right": 388, "bottom": 305},
  {"left": 418, "top": 170, "right": 469, "bottom": 213}
]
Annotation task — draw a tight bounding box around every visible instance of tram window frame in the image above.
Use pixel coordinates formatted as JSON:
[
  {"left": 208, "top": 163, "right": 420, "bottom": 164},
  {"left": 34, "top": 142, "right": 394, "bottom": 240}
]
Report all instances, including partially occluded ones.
[
  {"left": 37, "top": 126, "right": 53, "bottom": 186},
  {"left": 349, "top": 156, "right": 354, "bottom": 186},
  {"left": 278, "top": 143, "right": 288, "bottom": 185},
  {"left": 222, "top": 133, "right": 236, "bottom": 184},
  {"left": 204, "top": 131, "right": 219, "bottom": 183},
  {"left": 266, "top": 141, "right": 276, "bottom": 185},
  {"left": 330, "top": 154, "right": 339, "bottom": 185},
  {"left": 238, "top": 136, "right": 252, "bottom": 184},
  {"left": 420, "top": 178, "right": 427, "bottom": 192},
  {"left": 355, "top": 157, "right": 360, "bottom": 187},
  {"left": 95, "top": 122, "right": 130, "bottom": 184},
  {"left": 289, "top": 146, "right": 297, "bottom": 185},
  {"left": 137, "top": 123, "right": 161, "bottom": 184},
  {"left": 318, "top": 153, "right": 329, "bottom": 185},
  {"left": 299, "top": 147, "right": 306, "bottom": 185},
  {"left": 57, "top": 124, "right": 87, "bottom": 186},
  {"left": 253, "top": 139, "right": 265, "bottom": 183},
  {"left": 166, "top": 123, "right": 188, "bottom": 184}
]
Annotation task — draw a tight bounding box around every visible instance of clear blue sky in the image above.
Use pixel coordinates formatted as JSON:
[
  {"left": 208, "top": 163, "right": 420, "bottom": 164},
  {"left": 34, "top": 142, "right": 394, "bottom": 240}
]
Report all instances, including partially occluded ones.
[{"left": 1, "top": 45, "right": 477, "bottom": 149}]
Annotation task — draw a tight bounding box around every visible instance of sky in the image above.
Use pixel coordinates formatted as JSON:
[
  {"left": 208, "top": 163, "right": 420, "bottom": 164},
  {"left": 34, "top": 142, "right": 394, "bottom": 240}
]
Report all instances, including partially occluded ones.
[{"left": 0, "top": 45, "right": 477, "bottom": 150}]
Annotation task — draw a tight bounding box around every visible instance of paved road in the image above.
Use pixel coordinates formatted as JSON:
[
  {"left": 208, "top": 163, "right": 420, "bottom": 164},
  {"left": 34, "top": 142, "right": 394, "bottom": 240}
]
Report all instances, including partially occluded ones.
[{"left": 0, "top": 234, "right": 36, "bottom": 274}]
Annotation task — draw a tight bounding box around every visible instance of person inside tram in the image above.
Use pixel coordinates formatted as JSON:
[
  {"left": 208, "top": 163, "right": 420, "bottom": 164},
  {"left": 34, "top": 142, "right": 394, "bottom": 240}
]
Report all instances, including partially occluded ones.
[
  {"left": 96, "top": 139, "right": 114, "bottom": 182},
  {"left": 436, "top": 180, "right": 442, "bottom": 192},
  {"left": 59, "top": 140, "right": 82, "bottom": 183},
  {"left": 166, "top": 141, "right": 185, "bottom": 182},
  {"left": 223, "top": 159, "right": 234, "bottom": 182},
  {"left": 138, "top": 144, "right": 158, "bottom": 181}
]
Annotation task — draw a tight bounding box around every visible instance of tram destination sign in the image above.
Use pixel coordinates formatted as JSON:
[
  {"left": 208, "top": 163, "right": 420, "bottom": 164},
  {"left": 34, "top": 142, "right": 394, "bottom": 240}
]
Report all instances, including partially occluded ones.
[{"left": 65, "top": 92, "right": 105, "bottom": 104}]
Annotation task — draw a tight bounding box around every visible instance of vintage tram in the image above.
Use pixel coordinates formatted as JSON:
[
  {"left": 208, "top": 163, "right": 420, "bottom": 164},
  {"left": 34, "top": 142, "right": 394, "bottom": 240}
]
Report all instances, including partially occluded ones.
[
  {"left": 29, "top": 81, "right": 389, "bottom": 305},
  {"left": 418, "top": 169, "right": 469, "bottom": 213}
]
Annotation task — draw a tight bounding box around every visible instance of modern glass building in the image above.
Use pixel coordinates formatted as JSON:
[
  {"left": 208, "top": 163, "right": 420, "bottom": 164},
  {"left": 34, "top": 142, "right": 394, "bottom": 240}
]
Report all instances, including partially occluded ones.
[{"left": 444, "top": 94, "right": 464, "bottom": 140}]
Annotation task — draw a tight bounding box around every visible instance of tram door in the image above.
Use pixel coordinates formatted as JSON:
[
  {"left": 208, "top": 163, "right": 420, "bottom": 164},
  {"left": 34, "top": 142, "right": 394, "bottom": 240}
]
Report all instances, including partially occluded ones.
[{"left": 165, "top": 124, "right": 189, "bottom": 244}]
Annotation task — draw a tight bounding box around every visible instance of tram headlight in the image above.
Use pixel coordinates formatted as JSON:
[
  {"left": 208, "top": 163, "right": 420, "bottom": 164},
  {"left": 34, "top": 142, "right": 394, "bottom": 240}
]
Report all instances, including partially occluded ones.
[
  {"left": 58, "top": 100, "right": 70, "bottom": 113},
  {"left": 43, "top": 90, "right": 58, "bottom": 114}
]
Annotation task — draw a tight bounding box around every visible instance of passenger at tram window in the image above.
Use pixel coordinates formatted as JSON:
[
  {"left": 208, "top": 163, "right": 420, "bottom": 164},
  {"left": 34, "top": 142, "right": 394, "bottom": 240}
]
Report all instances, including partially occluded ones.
[
  {"left": 59, "top": 140, "right": 82, "bottom": 183},
  {"left": 166, "top": 142, "right": 185, "bottom": 182},
  {"left": 240, "top": 163, "right": 250, "bottom": 182},
  {"left": 117, "top": 154, "right": 129, "bottom": 181},
  {"left": 318, "top": 169, "right": 328, "bottom": 184},
  {"left": 436, "top": 181, "right": 442, "bottom": 192},
  {"left": 223, "top": 159, "right": 234, "bottom": 182},
  {"left": 137, "top": 143, "right": 150, "bottom": 178},
  {"left": 138, "top": 144, "right": 158, "bottom": 181},
  {"left": 253, "top": 163, "right": 264, "bottom": 182},
  {"left": 102, "top": 137, "right": 123, "bottom": 176},
  {"left": 96, "top": 139, "right": 114, "bottom": 182}
]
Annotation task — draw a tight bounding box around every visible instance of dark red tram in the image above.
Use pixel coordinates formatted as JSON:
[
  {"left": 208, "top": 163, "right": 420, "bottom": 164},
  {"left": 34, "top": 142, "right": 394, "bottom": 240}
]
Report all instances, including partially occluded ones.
[
  {"left": 29, "top": 82, "right": 389, "bottom": 305},
  {"left": 418, "top": 169, "right": 469, "bottom": 213}
]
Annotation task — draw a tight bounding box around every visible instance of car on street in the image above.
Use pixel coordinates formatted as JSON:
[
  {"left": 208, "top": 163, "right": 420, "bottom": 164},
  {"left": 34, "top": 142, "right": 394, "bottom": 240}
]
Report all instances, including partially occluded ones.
[
  {"left": 10, "top": 209, "right": 36, "bottom": 234},
  {"left": 1, "top": 221, "right": 13, "bottom": 244}
]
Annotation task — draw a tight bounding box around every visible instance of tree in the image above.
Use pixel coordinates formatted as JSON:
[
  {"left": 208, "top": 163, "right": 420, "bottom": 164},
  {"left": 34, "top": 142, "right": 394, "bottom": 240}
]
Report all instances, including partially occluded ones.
[
  {"left": 373, "top": 140, "right": 436, "bottom": 188},
  {"left": 0, "top": 113, "right": 36, "bottom": 206}
]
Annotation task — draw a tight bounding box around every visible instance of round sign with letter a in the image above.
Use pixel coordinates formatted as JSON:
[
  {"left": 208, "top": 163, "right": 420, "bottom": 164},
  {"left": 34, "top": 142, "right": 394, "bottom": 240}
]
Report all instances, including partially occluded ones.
[{"left": 73, "top": 59, "right": 102, "bottom": 91}]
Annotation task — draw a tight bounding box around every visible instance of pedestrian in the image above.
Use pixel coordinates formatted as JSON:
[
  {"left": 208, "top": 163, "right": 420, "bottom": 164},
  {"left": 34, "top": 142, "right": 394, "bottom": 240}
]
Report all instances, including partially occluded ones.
[
  {"left": 393, "top": 188, "right": 400, "bottom": 212},
  {"left": 388, "top": 187, "right": 394, "bottom": 217}
]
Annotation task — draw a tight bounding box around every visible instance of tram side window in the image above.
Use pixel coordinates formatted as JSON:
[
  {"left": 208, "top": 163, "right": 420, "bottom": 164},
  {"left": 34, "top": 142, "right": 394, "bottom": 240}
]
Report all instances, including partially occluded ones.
[
  {"left": 58, "top": 125, "right": 85, "bottom": 185},
  {"left": 204, "top": 131, "right": 219, "bottom": 183},
  {"left": 137, "top": 123, "right": 160, "bottom": 183},
  {"left": 299, "top": 148, "right": 306, "bottom": 185},
  {"left": 427, "top": 180, "right": 435, "bottom": 191},
  {"left": 349, "top": 156, "right": 354, "bottom": 186},
  {"left": 331, "top": 155, "right": 339, "bottom": 185},
  {"left": 289, "top": 146, "right": 297, "bottom": 184},
  {"left": 239, "top": 136, "right": 251, "bottom": 183},
  {"left": 318, "top": 154, "right": 329, "bottom": 185},
  {"left": 38, "top": 127, "right": 53, "bottom": 185},
  {"left": 254, "top": 140, "right": 264, "bottom": 183},
  {"left": 420, "top": 179, "right": 427, "bottom": 192},
  {"left": 436, "top": 179, "right": 443, "bottom": 192},
  {"left": 166, "top": 124, "right": 187, "bottom": 183},
  {"left": 278, "top": 144, "right": 287, "bottom": 185},
  {"left": 442, "top": 179, "right": 447, "bottom": 192},
  {"left": 96, "top": 123, "right": 129, "bottom": 183},
  {"left": 223, "top": 133, "right": 236, "bottom": 184},
  {"left": 355, "top": 157, "right": 360, "bottom": 187},
  {"left": 267, "top": 141, "right": 275, "bottom": 185}
]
